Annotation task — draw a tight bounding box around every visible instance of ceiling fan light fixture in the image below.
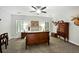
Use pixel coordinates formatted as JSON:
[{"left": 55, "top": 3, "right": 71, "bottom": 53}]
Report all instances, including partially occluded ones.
[
  {"left": 36, "top": 9, "right": 41, "bottom": 14},
  {"left": 30, "top": 6, "right": 47, "bottom": 15}
]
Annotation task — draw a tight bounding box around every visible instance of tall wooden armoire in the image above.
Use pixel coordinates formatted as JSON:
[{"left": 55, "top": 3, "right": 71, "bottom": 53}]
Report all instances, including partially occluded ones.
[{"left": 57, "top": 22, "right": 69, "bottom": 41}]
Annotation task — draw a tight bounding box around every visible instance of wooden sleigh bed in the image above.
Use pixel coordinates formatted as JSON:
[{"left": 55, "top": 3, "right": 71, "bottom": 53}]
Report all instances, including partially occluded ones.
[{"left": 21, "top": 32, "right": 50, "bottom": 49}]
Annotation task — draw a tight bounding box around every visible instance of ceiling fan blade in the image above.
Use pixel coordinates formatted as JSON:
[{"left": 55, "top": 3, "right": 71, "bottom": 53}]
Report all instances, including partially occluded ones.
[
  {"left": 41, "top": 11, "right": 47, "bottom": 13},
  {"left": 30, "top": 11, "right": 36, "bottom": 12},
  {"left": 32, "top": 6, "right": 37, "bottom": 10},
  {"left": 41, "top": 7, "right": 46, "bottom": 10}
]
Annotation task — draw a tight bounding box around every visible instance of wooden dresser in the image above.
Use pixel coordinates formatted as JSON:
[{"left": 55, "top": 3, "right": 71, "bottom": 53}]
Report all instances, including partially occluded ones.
[{"left": 57, "top": 22, "right": 69, "bottom": 41}]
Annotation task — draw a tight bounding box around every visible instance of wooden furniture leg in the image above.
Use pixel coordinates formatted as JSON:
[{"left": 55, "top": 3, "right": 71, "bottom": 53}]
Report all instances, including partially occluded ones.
[{"left": 0, "top": 45, "right": 2, "bottom": 53}]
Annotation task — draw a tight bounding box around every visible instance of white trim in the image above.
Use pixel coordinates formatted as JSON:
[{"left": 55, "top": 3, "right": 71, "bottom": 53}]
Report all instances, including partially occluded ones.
[{"left": 69, "top": 40, "right": 79, "bottom": 46}]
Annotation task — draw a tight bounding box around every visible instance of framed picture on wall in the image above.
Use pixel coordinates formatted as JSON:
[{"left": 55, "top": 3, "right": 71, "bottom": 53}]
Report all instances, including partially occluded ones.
[{"left": 31, "top": 21, "right": 39, "bottom": 27}]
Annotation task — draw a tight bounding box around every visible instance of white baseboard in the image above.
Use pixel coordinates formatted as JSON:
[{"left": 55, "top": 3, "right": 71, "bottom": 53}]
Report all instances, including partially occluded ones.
[{"left": 69, "top": 40, "right": 79, "bottom": 46}]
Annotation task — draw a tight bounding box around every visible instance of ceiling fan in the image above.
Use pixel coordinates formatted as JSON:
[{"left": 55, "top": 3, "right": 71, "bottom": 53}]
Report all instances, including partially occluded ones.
[{"left": 30, "top": 6, "right": 47, "bottom": 15}]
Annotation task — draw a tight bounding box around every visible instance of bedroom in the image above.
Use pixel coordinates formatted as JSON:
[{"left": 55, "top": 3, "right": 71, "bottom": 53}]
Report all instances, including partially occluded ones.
[{"left": 0, "top": 6, "right": 79, "bottom": 53}]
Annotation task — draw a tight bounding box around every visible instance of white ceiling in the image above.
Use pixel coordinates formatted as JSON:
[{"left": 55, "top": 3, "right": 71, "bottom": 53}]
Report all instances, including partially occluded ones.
[{"left": 0, "top": 6, "right": 79, "bottom": 18}]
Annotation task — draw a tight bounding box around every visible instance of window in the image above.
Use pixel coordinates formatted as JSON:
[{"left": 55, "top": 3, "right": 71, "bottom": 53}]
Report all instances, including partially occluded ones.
[{"left": 16, "top": 20, "right": 24, "bottom": 33}]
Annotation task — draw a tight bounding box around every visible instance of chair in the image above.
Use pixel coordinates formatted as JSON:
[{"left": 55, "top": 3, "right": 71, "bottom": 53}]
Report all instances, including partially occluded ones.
[{"left": 0, "top": 33, "right": 8, "bottom": 53}]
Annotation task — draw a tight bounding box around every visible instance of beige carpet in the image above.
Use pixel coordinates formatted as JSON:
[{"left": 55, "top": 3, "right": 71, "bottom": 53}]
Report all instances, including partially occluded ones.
[{"left": 2, "top": 37, "right": 79, "bottom": 53}]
